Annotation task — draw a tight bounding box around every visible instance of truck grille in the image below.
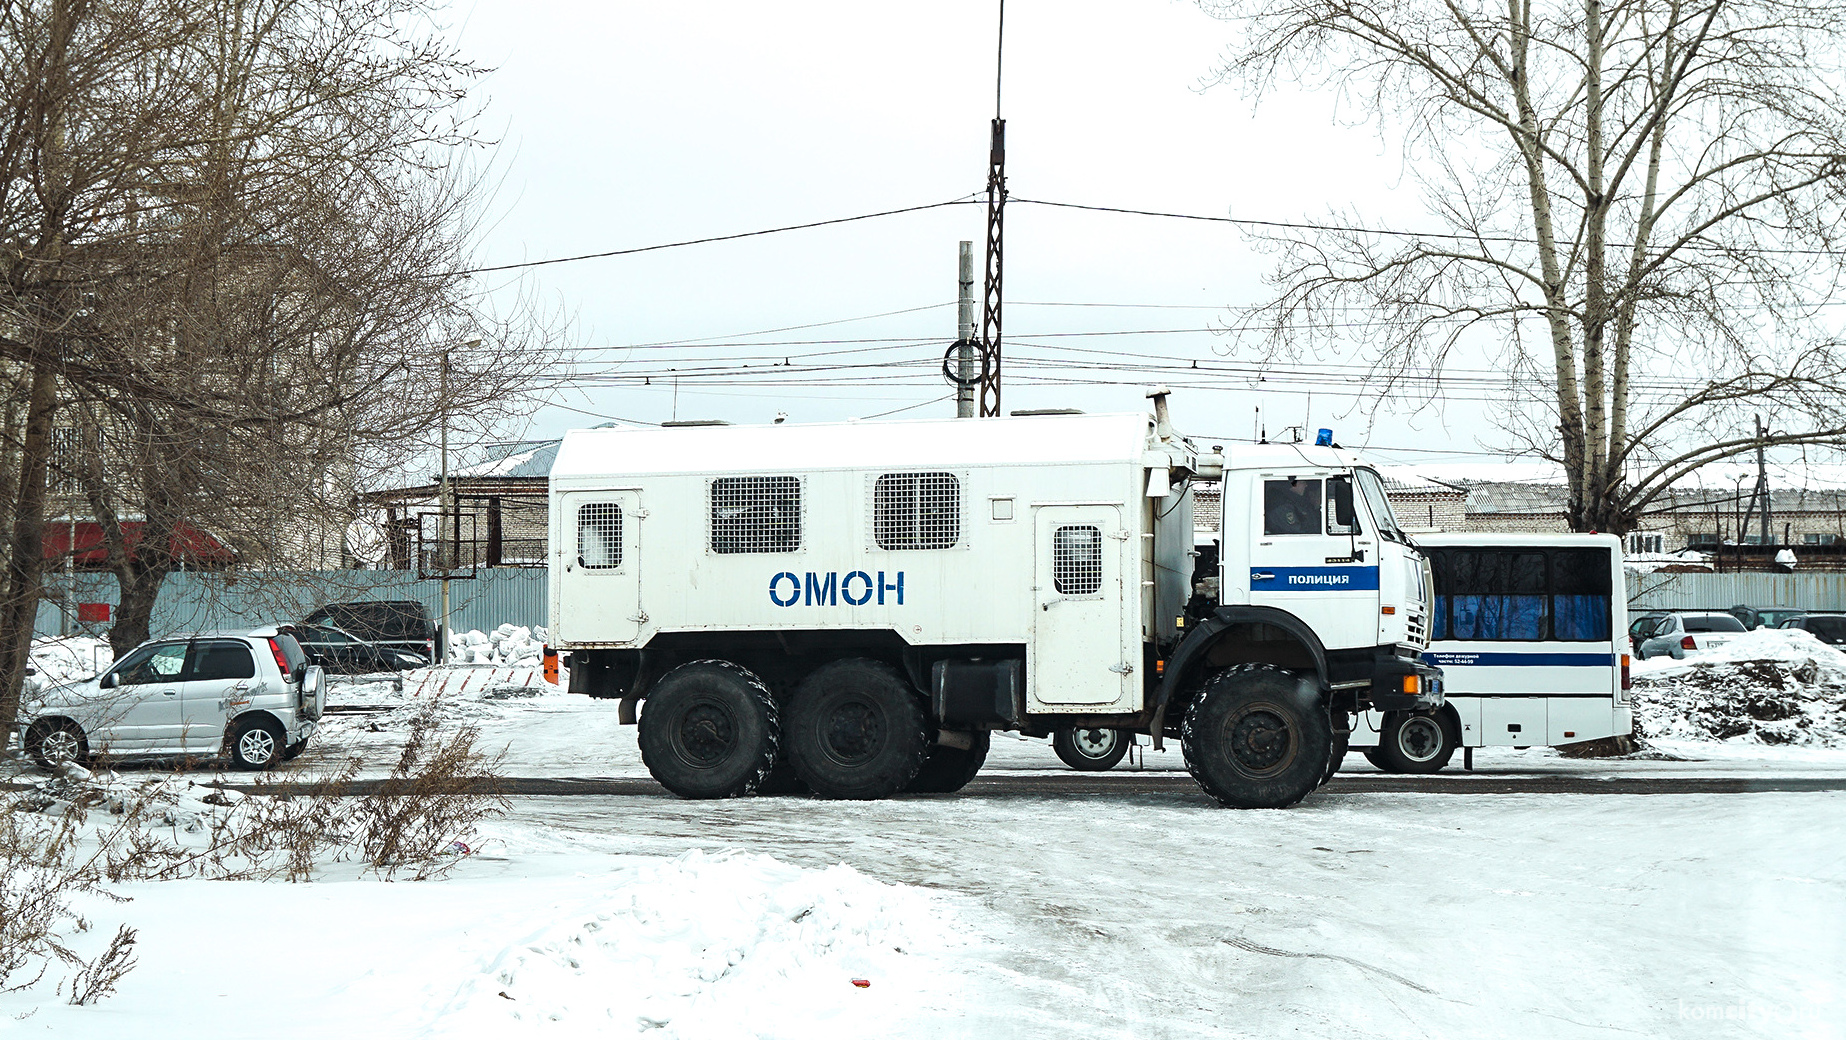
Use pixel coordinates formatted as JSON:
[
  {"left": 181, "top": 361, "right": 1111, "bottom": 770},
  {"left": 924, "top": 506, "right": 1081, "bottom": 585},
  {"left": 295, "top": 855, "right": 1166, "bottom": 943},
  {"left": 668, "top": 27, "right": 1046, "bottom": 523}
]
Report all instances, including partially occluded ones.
[{"left": 1406, "top": 610, "right": 1428, "bottom": 648}]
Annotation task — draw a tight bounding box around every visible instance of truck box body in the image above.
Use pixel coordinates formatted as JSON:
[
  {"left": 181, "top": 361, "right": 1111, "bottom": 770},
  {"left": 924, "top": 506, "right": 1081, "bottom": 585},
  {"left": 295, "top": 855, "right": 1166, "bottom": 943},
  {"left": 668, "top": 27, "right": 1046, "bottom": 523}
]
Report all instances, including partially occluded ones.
[{"left": 549, "top": 413, "right": 1192, "bottom": 715}]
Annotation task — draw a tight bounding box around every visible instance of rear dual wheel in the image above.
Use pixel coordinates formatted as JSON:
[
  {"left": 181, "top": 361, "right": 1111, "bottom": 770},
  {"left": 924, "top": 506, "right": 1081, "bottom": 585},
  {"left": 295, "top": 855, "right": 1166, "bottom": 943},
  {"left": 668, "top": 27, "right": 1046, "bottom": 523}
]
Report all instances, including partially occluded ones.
[{"left": 785, "top": 659, "right": 930, "bottom": 800}]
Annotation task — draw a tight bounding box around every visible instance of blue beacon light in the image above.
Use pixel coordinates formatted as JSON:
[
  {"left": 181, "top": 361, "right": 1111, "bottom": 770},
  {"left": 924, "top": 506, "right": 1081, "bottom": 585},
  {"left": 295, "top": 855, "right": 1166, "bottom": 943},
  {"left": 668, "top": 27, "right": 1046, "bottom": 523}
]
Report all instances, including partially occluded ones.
[{"left": 1315, "top": 428, "right": 1334, "bottom": 447}]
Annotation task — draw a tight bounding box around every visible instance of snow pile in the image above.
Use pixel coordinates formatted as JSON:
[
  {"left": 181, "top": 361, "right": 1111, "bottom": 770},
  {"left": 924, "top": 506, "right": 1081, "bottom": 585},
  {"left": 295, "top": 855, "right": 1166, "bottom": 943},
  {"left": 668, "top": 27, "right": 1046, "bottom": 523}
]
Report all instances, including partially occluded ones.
[
  {"left": 442, "top": 849, "right": 965, "bottom": 1037},
  {"left": 28, "top": 636, "right": 111, "bottom": 688},
  {"left": 1632, "top": 627, "right": 1846, "bottom": 746},
  {"left": 447, "top": 624, "right": 548, "bottom": 665}
]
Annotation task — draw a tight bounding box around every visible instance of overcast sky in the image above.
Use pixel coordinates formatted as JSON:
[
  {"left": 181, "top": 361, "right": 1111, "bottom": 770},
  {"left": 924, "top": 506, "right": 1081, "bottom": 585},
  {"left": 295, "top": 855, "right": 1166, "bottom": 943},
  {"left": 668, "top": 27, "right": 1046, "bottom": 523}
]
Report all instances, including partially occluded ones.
[{"left": 441, "top": 0, "right": 1521, "bottom": 466}]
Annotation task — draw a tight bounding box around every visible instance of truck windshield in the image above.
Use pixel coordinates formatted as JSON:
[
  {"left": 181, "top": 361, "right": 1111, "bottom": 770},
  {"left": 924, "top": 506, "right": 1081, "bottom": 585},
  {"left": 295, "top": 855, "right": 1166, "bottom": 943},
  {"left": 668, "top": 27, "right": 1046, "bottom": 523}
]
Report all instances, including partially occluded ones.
[{"left": 1354, "top": 468, "right": 1405, "bottom": 543}]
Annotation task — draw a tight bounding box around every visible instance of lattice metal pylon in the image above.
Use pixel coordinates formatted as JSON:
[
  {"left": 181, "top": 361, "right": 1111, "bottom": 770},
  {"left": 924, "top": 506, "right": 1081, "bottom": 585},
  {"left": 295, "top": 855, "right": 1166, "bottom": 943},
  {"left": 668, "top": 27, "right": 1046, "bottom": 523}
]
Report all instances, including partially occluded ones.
[{"left": 978, "top": 117, "right": 1006, "bottom": 417}]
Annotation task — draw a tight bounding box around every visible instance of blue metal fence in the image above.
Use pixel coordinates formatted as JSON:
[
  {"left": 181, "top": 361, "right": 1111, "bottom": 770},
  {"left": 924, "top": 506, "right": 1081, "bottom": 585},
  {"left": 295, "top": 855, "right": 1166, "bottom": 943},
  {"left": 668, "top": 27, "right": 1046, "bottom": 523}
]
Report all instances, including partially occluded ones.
[{"left": 33, "top": 569, "right": 547, "bottom": 641}]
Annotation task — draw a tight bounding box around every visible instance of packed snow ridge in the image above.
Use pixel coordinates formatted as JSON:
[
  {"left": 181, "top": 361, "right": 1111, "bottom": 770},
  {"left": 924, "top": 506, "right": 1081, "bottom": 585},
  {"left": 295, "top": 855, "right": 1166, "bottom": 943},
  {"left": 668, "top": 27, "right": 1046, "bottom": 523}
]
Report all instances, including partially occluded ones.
[{"left": 448, "top": 624, "right": 548, "bottom": 666}]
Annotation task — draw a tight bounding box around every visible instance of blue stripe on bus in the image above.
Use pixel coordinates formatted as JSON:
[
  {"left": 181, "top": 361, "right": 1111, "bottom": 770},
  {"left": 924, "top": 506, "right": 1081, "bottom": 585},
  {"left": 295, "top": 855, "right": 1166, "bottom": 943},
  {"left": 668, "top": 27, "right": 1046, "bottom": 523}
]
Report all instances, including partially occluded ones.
[
  {"left": 1249, "top": 566, "right": 1380, "bottom": 591},
  {"left": 1422, "top": 652, "right": 1613, "bottom": 668}
]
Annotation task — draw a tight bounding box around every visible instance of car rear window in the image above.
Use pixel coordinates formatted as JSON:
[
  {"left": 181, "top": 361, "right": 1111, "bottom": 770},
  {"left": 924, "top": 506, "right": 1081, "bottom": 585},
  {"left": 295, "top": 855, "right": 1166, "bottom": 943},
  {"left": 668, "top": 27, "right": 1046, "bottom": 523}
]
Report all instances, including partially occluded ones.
[
  {"left": 1804, "top": 616, "right": 1846, "bottom": 641},
  {"left": 1685, "top": 616, "right": 1746, "bottom": 633},
  {"left": 190, "top": 641, "right": 257, "bottom": 681},
  {"left": 322, "top": 602, "right": 429, "bottom": 640},
  {"left": 272, "top": 634, "right": 309, "bottom": 673}
]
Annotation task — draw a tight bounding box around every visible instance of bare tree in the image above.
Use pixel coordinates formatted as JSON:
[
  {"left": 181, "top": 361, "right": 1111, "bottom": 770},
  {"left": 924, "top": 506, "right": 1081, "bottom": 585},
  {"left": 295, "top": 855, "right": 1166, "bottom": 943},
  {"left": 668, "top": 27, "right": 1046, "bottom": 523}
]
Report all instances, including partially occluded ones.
[
  {"left": 0, "top": 0, "right": 559, "bottom": 728},
  {"left": 1202, "top": 0, "right": 1846, "bottom": 532}
]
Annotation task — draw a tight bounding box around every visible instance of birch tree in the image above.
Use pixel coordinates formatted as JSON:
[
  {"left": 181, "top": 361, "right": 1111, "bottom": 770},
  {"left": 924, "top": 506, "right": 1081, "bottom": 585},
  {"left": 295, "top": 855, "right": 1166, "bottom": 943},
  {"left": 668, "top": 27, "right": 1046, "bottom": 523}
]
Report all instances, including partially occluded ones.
[{"left": 1202, "top": 0, "right": 1846, "bottom": 532}]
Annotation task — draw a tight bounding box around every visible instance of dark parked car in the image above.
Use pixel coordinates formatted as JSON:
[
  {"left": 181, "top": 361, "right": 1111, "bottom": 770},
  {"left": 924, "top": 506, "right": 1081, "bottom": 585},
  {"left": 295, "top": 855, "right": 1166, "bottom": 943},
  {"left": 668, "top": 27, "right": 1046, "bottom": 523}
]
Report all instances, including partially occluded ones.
[
  {"left": 1629, "top": 612, "right": 1668, "bottom": 653},
  {"left": 1777, "top": 613, "right": 1846, "bottom": 646},
  {"left": 285, "top": 622, "right": 429, "bottom": 674},
  {"left": 1727, "top": 604, "right": 1808, "bottom": 630},
  {"left": 301, "top": 600, "right": 438, "bottom": 661}
]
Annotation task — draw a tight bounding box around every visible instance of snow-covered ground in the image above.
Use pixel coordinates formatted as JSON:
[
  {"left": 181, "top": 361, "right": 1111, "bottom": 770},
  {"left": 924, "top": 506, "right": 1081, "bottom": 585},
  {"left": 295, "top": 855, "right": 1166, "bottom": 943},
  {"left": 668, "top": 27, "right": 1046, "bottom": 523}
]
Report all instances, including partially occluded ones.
[
  {"left": 9, "top": 788, "right": 1840, "bottom": 1038},
  {"left": 8, "top": 629, "right": 1846, "bottom": 1037}
]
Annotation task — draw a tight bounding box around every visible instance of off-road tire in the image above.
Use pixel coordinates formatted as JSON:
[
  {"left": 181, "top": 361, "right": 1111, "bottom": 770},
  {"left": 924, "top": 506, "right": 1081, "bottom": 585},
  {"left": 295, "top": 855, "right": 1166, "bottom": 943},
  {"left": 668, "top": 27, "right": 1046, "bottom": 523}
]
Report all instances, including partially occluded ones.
[
  {"left": 906, "top": 731, "right": 991, "bottom": 793},
  {"left": 637, "top": 660, "right": 779, "bottom": 799},
  {"left": 1321, "top": 723, "right": 1350, "bottom": 787},
  {"left": 1181, "top": 664, "right": 1331, "bottom": 809},
  {"left": 1053, "top": 727, "right": 1130, "bottom": 771},
  {"left": 25, "top": 719, "right": 88, "bottom": 770},
  {"left": 229, "top": 716, "right": 286, "bottom": 771},
  {"left": 786, "top": 658, "right": 929, "bottom": 800},
  {"left": 1370, "top": 710, "right": 1459, "bottom": 774},
  {"left": 754, "top": 756, "right": 809, "bottom": 796}
]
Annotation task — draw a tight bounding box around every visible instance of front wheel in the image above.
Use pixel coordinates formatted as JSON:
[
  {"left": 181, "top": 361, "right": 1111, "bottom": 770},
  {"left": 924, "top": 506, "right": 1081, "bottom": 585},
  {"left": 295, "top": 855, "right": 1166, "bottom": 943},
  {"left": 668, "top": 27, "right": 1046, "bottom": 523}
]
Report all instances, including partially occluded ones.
[
  {"left": 25, "top": 719, "right": 89, "bottom": 770},
  {"left": 1370, "top": 710, "right": 1459, "bottom": 773},
  {"left": 229, "top": 716, "right": 286, "bottom": 770},
  {"left": 1181, "top": 664, "right": 1330, "bottom": 809},
  {"left": 637, "top": 660, "right": 779, "bottom": 799},
  {"left": 1053, "top": 727, "right": 1130, "bottom": 771}
]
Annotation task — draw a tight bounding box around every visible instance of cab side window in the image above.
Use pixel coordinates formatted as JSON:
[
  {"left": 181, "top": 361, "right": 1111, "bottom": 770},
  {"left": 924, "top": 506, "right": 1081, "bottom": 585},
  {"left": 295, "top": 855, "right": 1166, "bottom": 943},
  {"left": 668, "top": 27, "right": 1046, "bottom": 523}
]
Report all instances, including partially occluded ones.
[
  {"left": 188, "top": 641, "right": 257, "bottom": 682},
  {"left": 1263, "top": 479, "right": 1323, "bottom": 535},
  {"left": 113, "top": 642, "right": 187, "bottom": 686},
  {"left": 1326, "top": 476, "right": 1361, "bottom": 536}
]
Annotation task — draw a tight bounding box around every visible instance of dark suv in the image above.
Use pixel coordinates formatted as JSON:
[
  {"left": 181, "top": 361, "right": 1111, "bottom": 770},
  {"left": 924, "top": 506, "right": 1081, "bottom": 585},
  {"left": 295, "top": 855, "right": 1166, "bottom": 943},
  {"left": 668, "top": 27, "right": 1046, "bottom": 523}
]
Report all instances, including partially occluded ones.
[
  {"left": 1778, "top": 613, "right": 1846, "bottom": 646},
  {"left": 301, "top": 600, "right": 438, "bottom": 662}
]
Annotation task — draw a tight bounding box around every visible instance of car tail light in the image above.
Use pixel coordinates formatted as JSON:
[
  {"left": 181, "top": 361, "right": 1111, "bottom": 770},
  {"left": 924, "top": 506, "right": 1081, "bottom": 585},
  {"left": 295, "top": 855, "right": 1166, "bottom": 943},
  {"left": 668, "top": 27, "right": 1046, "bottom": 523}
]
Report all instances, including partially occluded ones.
[
  {"left": 266, "top": 638, "right": 293, "bottom": 680},
  {"left": 1681, "top": 636, "right": 1697, "bottom": 650},
  {"left": 1620, "top": 654, "right": 1631, "bottom": 690}
]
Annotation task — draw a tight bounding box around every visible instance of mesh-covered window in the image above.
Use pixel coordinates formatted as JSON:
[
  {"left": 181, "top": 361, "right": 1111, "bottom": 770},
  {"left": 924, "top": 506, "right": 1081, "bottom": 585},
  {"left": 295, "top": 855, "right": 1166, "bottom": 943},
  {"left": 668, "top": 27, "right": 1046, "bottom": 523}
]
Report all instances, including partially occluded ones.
[
  {"left": 576, "top": 503, "right": 623, "bottom": 569},
  {"left": 1053, "top": 525, "right": 1103, "bottom": 595},
  {"left": 874, "top": 472, "right": 960, "bottom": 550},
  {"left": 711, "top": 476, "right": 802, "bottom": 554}
]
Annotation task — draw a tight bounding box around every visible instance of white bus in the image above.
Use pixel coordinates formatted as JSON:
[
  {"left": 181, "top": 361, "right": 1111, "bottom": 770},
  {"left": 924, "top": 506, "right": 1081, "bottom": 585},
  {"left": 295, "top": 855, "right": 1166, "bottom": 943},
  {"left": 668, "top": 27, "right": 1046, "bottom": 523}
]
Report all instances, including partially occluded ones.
[{"left": 1348, "top": 532, "right": 1631, "bottom": 772}]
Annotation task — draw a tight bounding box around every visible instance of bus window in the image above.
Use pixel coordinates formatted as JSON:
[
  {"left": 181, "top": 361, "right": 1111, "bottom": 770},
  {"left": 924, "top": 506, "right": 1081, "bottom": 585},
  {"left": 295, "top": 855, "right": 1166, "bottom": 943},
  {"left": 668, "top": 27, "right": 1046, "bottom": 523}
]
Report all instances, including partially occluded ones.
[
  {"left": 1551, "top": 548, "right": 1613, "bottom": 641},
  {"left": 1434, "top": 550, "right": 1547, "bottom": 641}
]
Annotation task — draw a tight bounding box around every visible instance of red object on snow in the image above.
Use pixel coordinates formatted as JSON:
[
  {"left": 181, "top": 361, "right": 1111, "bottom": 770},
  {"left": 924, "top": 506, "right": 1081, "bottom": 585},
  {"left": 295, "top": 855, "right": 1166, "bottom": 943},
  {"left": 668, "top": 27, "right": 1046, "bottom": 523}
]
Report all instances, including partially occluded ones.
[
  {"left": 850, "top": 979, "right": 870, "bottom": 989},
  {"left": 76, "top": 602, "right": 111, "bottom": 622}
]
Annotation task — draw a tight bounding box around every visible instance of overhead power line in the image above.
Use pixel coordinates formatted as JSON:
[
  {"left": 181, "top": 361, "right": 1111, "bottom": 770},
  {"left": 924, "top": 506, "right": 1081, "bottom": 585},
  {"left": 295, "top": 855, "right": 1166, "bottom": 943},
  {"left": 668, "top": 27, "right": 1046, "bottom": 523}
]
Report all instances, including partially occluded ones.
[
  {"left": 455, "top": 196, "right": 981, "bottom": 276},
  {"left": 1010, "top": 197, "right": 1846, "bottom": 258}
]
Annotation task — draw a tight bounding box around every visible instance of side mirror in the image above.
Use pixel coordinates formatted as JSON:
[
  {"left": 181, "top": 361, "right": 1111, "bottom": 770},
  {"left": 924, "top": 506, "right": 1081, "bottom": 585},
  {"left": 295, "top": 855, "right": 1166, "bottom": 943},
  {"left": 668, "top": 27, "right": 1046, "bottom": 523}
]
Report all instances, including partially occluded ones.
[{"left": 99, "top": 672, "right": 117, "bottom": 690}]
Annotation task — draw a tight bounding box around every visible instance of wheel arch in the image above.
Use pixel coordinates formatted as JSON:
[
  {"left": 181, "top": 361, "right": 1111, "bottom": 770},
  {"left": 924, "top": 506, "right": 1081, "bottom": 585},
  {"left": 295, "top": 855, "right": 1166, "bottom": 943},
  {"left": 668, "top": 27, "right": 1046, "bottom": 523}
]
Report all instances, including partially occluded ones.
[
  {"left": 228, "top": 708, "right": 287, "bottom": 742},
  {"left": 1152, "top": 607, "right": 1331, "bottom": 749}
]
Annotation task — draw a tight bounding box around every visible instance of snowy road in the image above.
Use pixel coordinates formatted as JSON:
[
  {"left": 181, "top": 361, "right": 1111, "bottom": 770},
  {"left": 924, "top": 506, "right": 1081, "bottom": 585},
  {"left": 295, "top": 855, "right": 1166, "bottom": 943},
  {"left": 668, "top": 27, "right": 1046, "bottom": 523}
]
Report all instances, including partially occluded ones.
[{"left": 477, "top": 789, "right": 1846, "bottom": 1038}]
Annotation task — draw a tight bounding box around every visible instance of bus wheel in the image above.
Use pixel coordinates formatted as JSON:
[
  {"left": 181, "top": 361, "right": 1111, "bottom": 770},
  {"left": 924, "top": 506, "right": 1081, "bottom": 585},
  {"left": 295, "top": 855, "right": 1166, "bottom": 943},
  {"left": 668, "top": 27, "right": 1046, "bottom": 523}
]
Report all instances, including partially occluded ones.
[
  {"left": 1053, "top": 727, "right": 1130, "bottom": 771},
  {"left": 637, "top": 660, "right": 779, "bottom": 799},
  {"left": 786, "top": 659, "right": 930, "bottom": 800},
  {"left": 1181, "top": 664, "right": 1330, "bottom": 809},
  {"left": 1372, "top": 710, "right": 1459, "bottom": 773},
  {"left": 906, "top": 731, "right": 991, "bottom": 793}
]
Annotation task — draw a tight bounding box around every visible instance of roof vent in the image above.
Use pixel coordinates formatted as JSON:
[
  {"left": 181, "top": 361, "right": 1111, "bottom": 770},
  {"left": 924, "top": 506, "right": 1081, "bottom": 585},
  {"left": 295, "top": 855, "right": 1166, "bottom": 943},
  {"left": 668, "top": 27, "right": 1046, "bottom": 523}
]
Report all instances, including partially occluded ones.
[
  {"left": 1009, "top": 408, "right": 1085, "bottom": 417},
  {"left": 660, "top": 420, "right": 731, "bottom": 427}
]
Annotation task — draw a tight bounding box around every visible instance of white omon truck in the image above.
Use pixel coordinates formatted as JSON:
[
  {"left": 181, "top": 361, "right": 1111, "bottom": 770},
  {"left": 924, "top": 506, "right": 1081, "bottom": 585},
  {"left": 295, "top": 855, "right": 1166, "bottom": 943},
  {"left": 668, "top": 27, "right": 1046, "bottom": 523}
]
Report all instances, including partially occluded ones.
[{"left": 546, "top": 394, "right": 1442, "bottom": 808}]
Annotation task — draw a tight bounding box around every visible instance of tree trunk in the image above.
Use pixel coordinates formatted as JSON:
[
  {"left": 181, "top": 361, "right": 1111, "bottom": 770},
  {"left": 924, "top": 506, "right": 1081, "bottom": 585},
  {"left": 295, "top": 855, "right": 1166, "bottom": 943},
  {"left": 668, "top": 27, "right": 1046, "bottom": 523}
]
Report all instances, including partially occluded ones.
[
  {"left": 110, "top": 560, "right": 166, "bottom": 657},
  {"left": 0, "top": 361, "right": 61, "bottom": 737}
]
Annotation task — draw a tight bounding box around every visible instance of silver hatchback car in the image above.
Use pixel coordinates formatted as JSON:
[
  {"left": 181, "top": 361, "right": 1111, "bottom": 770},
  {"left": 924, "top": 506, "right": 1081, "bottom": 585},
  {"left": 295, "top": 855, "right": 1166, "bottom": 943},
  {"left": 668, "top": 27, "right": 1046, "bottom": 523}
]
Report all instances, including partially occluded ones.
[
  {"left": 18, "top": 627, "right": 325, "bottom": 771},
  {"left": 1633, "top": 612, "right": 1746, "bottom": 660}
]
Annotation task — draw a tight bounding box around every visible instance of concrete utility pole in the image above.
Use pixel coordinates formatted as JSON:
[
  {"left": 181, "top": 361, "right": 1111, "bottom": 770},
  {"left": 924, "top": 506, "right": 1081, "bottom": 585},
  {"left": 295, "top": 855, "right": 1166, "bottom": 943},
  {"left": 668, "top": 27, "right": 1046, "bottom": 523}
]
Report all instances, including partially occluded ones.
[
  {"left": 1756, "top": 414, "right": 1772, "bottom": 547},
  {"left": 439, "top": 351, "right": 450, "bottom": 663},
  {"left": 957, "top": 241, "right": 975, "bottom": 418}
]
